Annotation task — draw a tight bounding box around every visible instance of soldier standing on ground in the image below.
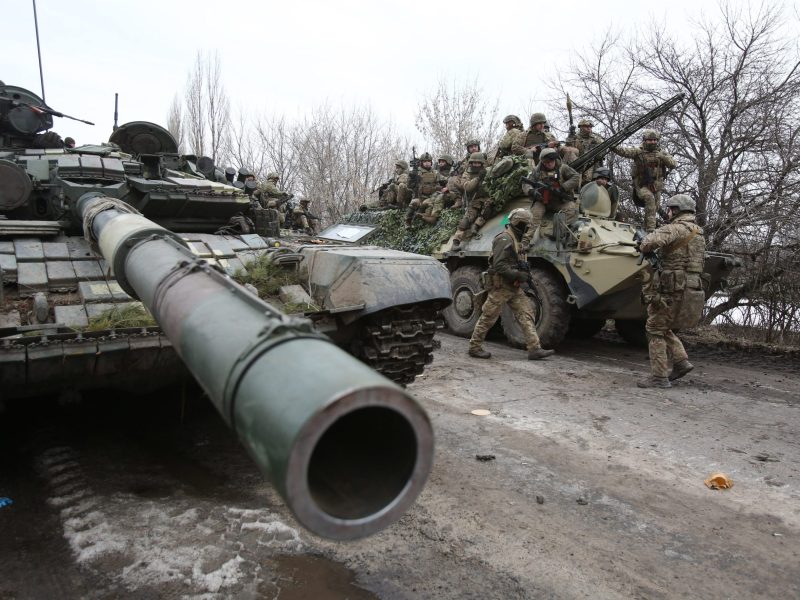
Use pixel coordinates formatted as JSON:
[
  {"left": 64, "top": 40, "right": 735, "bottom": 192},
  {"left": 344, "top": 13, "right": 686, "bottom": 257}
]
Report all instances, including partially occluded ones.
[
  {"left": 468, "top": 208, "right": 555, "bottom": 360},
  {"left": 567, "top": 118, "right": 604, "bottom": 184},
  {"left": 636, "top": 194, "right": 705, "bottom": 388},
  {"left": 612, "top": 129, "right": 676, "bottom": 232},
  {"left": 519, "top": 148, "right": 581, "bottom": 252}
]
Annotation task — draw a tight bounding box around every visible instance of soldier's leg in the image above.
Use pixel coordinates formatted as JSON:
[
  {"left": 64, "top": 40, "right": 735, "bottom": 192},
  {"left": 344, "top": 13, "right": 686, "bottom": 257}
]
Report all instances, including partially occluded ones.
[
  {"left": 638, "top": 187, "right": 656, "bottom": 232},
  {"left": 453, "top": 204, "right": 480, "bottom": 243},
  {"left": 405, "top": 198, "right": 421, "bottom": 224},
  {"left": 561, "top": 200, "right": 578, "bottom": 225},
  {"left": 529, "top": 200, "right": 546, "bottom": 231},
  {"left": 507, "top": 288, "right": 541, "bottom": 350},
  {"left": 639, "top": 299, "right": 672, "bottom": 387},
  {"left": 469, "top": 287, "right": 511, "bottom": 354}
]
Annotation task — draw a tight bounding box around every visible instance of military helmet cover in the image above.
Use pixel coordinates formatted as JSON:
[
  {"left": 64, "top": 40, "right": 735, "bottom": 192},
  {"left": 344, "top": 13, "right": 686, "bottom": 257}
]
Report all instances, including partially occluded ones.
[
  {"left": 468, "top": 152, "right": 486, "bottom": 165},
  {"left": 508, "top": 208, "right": 533, "bottom": 227},
  {"left": 503, "top": 114, "right": 523, "bottom": 127},
  {"left": 530, "top": 112, "right": 547, "bottom": 126},
  {"left": 539, "top": 147, "right": 558, "bottom": 162},
  {"left": 267, "top": 171, "right": 280, "bottom": 180},
  {"left": 465, "top": 139, "right": 480, "bottom": 148},
  {"left": 395, "top": 159, "right": 409, "bottom": 169},
  {"left": 419, "top": 152, "right": 433, "bottom": 161},
  {"left": 578, "top": 118, "right": 593, "bottom": 127},
  {"left": 642, "top": 129, "right": 660, "bottom": 140},
  {"left": 592, "top": 167, "right": 612, "bottom": 180},
  {"left": 438, "top": 154, "right": 455, "bottom": 165},
  {"left": 665, "top": 194, "right": 695, "bottom": 213}
]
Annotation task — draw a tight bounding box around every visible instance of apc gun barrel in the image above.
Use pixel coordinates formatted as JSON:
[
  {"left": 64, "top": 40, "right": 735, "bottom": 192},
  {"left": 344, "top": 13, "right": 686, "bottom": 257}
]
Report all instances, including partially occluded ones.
[{"left": 76, "top": 193, "right": 434, "bottom": 540}]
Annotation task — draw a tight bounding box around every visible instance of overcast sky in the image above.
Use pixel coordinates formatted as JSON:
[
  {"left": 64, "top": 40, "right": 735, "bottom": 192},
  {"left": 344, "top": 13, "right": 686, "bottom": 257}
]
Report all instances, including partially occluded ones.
[{"left": 5, "top": 0, "right": 794, "bottom": 149}]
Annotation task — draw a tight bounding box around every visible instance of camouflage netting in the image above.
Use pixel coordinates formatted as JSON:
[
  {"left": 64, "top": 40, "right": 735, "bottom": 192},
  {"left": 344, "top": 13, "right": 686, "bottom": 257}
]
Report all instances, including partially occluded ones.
[
  {"left": 346, "top": 156, "right": 530, "bottom": 255},
  {"left": 344, "top": 208, "right": 462, "bottom": 255}
]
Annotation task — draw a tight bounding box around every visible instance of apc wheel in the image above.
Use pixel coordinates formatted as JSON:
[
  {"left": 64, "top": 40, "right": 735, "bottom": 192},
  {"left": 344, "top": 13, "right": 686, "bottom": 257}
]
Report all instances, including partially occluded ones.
[
  {"left": 567, "top": 318, "right": 606, "bottom": 339},
  {"left": 443, "top": 265, "right": 485, "bottom": 338},
  {"left": 615, "top": 319, "right": 648, "bottom": 347},
  {"left": 501, "top": 266, "right": 570, "bottom": 349}
]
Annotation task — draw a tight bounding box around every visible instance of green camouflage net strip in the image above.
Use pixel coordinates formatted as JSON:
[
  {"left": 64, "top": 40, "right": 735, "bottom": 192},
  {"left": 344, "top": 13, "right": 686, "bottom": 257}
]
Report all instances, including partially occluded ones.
[
  {"left": 345, "top": 157, "right": 530, "bottom": 255},
  {"left": 344, "top": 208, "right": 462, "bottom": 255}
]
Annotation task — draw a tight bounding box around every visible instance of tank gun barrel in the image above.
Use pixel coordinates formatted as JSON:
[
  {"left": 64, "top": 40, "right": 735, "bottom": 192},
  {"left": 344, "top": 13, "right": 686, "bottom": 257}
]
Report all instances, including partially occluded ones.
[
  {"left": 76, "top": 193, "right": 434, "bottom": 540},
  {"left": 570, "top": 94, "right": 685, "bottom": 174}
]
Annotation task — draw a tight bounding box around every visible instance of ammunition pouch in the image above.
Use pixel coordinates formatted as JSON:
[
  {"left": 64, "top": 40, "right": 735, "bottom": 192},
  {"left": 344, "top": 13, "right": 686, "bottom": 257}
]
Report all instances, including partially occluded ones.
[{"left": 253, "top": 206, "right": 280, "bottom": 237}]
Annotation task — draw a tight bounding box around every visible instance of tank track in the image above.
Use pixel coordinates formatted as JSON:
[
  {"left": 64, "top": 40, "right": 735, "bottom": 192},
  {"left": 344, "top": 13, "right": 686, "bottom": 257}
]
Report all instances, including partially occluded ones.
[{"left": 354, "top": 305, "right": 444, "bottom": 386}]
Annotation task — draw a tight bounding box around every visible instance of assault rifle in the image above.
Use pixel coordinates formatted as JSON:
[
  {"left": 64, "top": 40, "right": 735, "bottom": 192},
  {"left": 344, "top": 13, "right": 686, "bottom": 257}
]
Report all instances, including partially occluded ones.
[
  {"left": 520, "top": 176, "right": 574, "bottom": 204},
  {"left": 633, "top": 229, "right": 663, "bottom": 271},
  {"left": 409, "top": 147, "right": 420, "bottom": 194},
  {"left": 517, "top": 259, "right": 538, "bottom": 298},
  {"left": 372, "top": 178, "right": 394, "bottom": 199},
  {"left": 569, "top": 93, "right": 686, "bottom": 175}
]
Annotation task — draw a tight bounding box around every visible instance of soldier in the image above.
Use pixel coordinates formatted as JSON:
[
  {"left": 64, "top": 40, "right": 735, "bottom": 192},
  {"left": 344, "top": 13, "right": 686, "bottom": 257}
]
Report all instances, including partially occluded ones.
[
  {"left": 64, "top": 136, "right": 76, "bottom": 149},
  {"left": 437, "top": 155, "right": 455, "bottom": 181},
  {"left": 380, "top": 159, "right": 411, "bottom": 207},
  {"left": 451, "top": 153, "right": 492, "bottom": 247},
  {"left": 612, "top": 129, "right": 677, "bottom": 232},
  {"left": 453, "top": 139, "right": 482, "bottom": 176},
  {"left": 567, "top": 118, "right": 604, "bottom": 183},
  {"left": 591, "top": 167, "right": 619, "bottom": 217},
  {"left": 415, "top": 152, "right": 442, "bottom": 201},
  {"left": 514, "top": 112, "right": 558, "bottom": 164},
  {"left": 636, "top": 194, "right": 705, "bottom": 388},
  {"left": 291, "top": 197, "right": 318, "bottom": 235},
  {"left": 405, "top": 192, "right": 445, "bottom": 226},
  {"left": 468, "top": 208, "right": 555, "bottom": 360},
  {"left": 255, "top": 172, "right": 293, "bottom": 224},
  {"left": 520, "top": 148, "right": 581, "bottom": 250},
  {"left": 495, "top": 115, "right": 526, "bottom": 160}
]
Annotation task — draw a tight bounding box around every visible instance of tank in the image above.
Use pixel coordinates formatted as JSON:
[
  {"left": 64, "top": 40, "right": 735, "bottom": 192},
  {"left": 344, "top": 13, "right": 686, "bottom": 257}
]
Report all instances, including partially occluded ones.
[
  {"left": 0, "top": 83, "right": 452, "bottom": 401},
  {"left": 0, "top": 84, "right": 445, "bottom": 539}
]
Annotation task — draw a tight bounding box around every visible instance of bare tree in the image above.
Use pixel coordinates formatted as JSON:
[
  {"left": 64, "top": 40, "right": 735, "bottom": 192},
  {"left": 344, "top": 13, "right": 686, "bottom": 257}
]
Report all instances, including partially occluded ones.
[
  {"left": 166, "top": 93, "right": 184, "bottom": 153},
  {"left": 180, "top": 51, "right": 231, "bottom": 163},
  {"left": 415, "top": 75, "right": 502, "bottom": 159},
  {"left": 184, "top": 54, "right": 205, "bottom": 157},
  {"left": 551, "top": 4, "right": 800, "bottom": 341}
]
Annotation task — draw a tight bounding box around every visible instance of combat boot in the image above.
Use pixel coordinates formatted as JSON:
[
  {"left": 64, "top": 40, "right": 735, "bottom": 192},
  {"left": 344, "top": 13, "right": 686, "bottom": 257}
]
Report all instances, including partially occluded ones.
[
  {"left": 468, "top": 347, "right": 491, "bottom": 359},
  {"left": 528, "top": 348, "right": 555, "bottom": 360},
  {"left": 637, "top": 376, "right": 671, "bottom": 389},
  {"left": 669, "top": 360, "right": 694, "bottom": 381}
]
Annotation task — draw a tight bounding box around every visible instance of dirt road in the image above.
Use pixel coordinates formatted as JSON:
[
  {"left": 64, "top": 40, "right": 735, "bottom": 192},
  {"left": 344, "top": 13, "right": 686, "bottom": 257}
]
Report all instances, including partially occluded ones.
[{"left": 1, "top": 333, "right": 797, "bottom": 599}]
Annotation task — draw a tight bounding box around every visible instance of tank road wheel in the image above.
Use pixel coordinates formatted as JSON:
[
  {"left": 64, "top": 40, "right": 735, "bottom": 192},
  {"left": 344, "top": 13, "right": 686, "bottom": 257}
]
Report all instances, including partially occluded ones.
[
  {"left": 567, "top": 318, "right": 606, "bottom": 339},
  {"left": 615, "top": 319, "right": 648, "bottom": 347},
  {"left": 443, "top": 265, "right": 486, "bottom": 338},
  {"left": 501, "top": 266, "right": 570, "bottom": 349}
]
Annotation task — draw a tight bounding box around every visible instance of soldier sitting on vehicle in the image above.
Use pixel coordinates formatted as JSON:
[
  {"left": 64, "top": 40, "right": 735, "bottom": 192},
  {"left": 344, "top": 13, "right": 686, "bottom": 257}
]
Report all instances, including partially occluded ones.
[
  {"left": 291, "top": 197, "right": 318, "bottom": 235},
  {"left": 405, "top": 192, "right": 446, "bottom": 227},
  {"left": 495, "top": 115, "right": 526, "bottom": 161},
  {"left": 415, "top": 152, "right": 443, "bottom": 202},
  {"left": 255, "top": 172, "right": 292, "bottom": 225},
  {"left": 513, "top": 112, "right": 558, "bottom": 165},
  {"left": 377, "top": 160, "right": 411, "bottom": 208},
  {"left": 519, "top": 148, "right": 581, "bottom": 251},
  {"left": 451, "top": 153, "right": 492, "bottom": 248},
  {"left": 566, "top": 118, "right": 604, "bottom": 184}
]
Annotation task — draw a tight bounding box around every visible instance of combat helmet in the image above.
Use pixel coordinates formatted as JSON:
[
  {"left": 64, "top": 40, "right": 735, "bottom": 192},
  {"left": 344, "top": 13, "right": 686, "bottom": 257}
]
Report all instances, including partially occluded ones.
[
  {"left": 592, "top": 167, "right": 613, "bottom": 181},
  {"left": 438, "top": 154, "right": 455, "bottom": 166},
  {"left": 578, "top": 118, "right": 593, "bottom": 127},
  {"left": 665, "top": 194, "right": 695, "bottom": 213},
  {"left": 503, "top": 115, "right": 523, "bottom": 128},
  {"left": 267, "top": 171, "right": 280, "bottom": 181},
  {"left": 539, "top": 147, "right": 559, "bottom": 163},
  {"left": 395, "top": 159, "right": 409, "bottom": 170},
  {"left": 465, "top": 139, "right": 481, "bottom": 150},
  {"left": 642, "top": 129, "right": 660, "bottom": 141},
  {"left": 468, "top": 152, "right": 486, "bottom": 165},
  {"left": 508, "top": 207, "right": 533, "bottom": 229},
  {"left": 419, "top": 152, "right": 433, "bottom": 162},
  {"left": 530, "top": 112, "right": 547, "bottom": 126}
]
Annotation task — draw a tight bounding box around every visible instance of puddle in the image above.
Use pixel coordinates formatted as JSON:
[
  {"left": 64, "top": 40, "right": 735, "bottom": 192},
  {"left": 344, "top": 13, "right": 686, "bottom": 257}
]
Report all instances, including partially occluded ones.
[{"left": 271, "top": 554, "right": 378, "bottom": 599}]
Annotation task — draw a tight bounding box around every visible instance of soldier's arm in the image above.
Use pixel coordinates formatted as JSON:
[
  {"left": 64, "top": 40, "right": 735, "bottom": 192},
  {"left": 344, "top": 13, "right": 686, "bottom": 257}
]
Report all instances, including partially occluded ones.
[
  {"left": 611, "top": 145, "right": 639, "bottom": 159},
  {"left": 492, "top": 235, "right": 527, "bottom": 283},
  {"left": 463, "top": 174, "right": 481, "bottom": 194},
  {"left": 640, "top": 223, "right": 686, "bottom": 253},
  {"left": 660, "top": 152, "right": 677, "bottom": 169},
  {"left": 560, "top": 164, "right": 581, "bottom": 193}
]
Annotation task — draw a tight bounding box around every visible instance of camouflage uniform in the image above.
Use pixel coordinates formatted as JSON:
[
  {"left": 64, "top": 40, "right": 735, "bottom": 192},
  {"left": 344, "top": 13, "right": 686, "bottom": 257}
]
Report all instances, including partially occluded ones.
[
  {"left": 451, "top": 154, "right": 492, "bottom": 245},
  {"left": 639, "top": 205, "right": 705, "bottom": 386},
  {"left": 496, "top": 115, "right": 526, "bottom": 161},
  {"left": 256, "top": 174, "right": 291, "bottom": 225},
  {"left": 415, "top": 153, "right": 442, "bottom": 201},
  {"left": 566, "top": 120, "right": 604, "bottom": 183},
  {"left": 469, "top": 211, "right": 551, "bottom": 359},
  {"left": 520, "top": 149, "right": 580, "bottom": 249},
  {"left": 291, "top": 200, "right": 318, "bottom": 234},
  {"left": 612, "top": 132, "right": 676, "bottom": 232},
  {"left": 437, "top": 155, "right": 455, "bottom": 183},
  {"left": 381, "top": 161, "right": 411, "bottom": 208},
  {"left": 406, "top": 193, "right": 446, "bottom": 225},
  {"left": 513, "top": 113, "right": 557, "bottom": 165}
]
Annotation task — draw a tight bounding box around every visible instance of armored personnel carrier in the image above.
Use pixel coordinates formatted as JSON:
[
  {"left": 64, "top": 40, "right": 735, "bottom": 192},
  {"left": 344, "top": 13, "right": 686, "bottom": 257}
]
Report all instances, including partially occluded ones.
[
  {"left": 0, "top": 83, "right": 451, "bottom": 401},
  {"left": 347, "top": 95, "right": 740, "bottom": 348}
]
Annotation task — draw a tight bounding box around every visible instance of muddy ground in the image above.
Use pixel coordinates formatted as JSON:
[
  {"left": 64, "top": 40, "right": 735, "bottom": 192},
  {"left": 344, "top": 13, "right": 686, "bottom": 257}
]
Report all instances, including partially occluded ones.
[{"left": 0, "top": 332, "right": 797, "bottom": 599}]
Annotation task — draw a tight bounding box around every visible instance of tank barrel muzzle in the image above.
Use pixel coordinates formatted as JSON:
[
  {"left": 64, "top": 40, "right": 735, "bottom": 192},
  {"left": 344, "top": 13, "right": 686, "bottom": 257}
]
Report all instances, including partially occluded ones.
[{"left": 76, "top": 193, "right": 434, "bottom": 540}]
